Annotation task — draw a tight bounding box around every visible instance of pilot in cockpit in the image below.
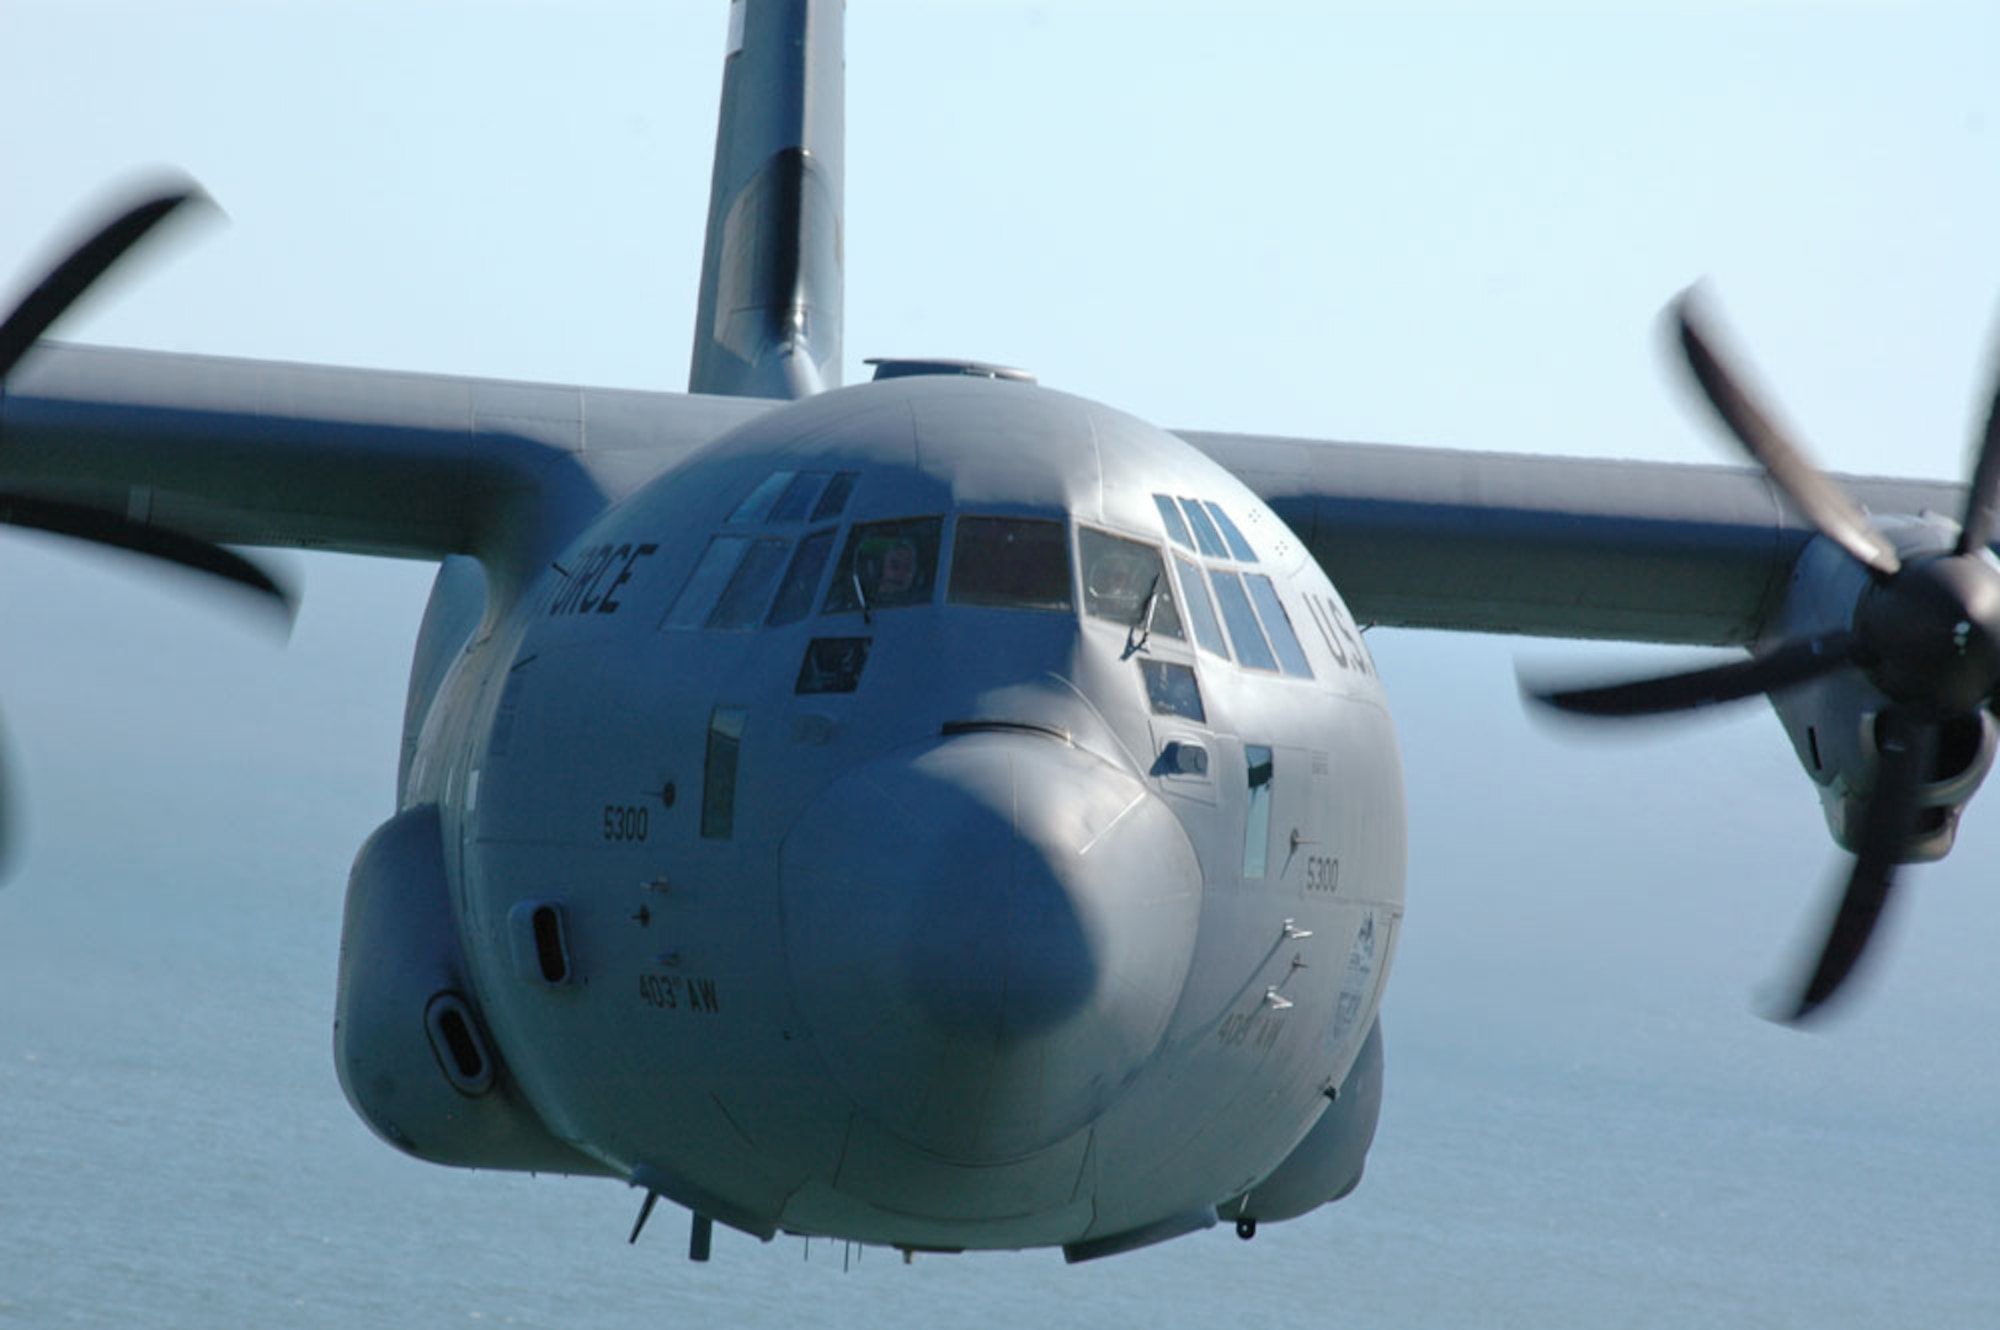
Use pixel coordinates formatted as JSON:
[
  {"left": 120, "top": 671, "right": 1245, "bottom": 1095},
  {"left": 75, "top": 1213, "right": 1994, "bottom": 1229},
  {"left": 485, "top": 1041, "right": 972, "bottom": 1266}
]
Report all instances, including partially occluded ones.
[{"left": 856, "top": 535, "right": 923, "bottom": 607}]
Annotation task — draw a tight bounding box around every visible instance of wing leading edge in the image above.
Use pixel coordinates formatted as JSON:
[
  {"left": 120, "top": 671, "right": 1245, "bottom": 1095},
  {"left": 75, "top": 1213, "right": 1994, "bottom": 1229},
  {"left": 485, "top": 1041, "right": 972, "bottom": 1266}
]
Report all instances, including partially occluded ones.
[
  {"left": 1184, "top": 427, "right": 1965, "bottom": 647},
  {"left": 0, "top": 343, "right": 773, "bottom": 596}
]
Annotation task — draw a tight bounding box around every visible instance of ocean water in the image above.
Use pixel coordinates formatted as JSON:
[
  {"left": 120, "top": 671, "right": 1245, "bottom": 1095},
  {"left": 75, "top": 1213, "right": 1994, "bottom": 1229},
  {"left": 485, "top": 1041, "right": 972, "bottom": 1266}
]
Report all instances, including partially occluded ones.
[{"left": 2, "top": 553, "right": 1996, "bottom": 1327}]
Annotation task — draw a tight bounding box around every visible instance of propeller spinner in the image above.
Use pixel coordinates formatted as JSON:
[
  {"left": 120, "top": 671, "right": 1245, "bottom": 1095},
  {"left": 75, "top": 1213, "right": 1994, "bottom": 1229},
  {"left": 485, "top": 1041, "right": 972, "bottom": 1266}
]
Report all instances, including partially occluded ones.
[{"left": 1528, "top": 289, "right": 2000, "bottom": 1023}]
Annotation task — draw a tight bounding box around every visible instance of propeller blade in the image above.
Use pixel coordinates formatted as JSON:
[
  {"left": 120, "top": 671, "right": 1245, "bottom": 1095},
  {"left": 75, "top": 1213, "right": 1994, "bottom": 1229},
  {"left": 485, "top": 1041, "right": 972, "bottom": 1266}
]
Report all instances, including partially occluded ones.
[
  {"left": 0, "top": 179, "right": 292, "bottom": 620},
  {"left": 0, "top": 182, "right": 207, "bottom": 383},
  {"left": 1780, "top": 706, "right": 1936, "bottom": 1024},
  {"left": 0, "top": 492, "right": 294, "bottom": 619},
  {"left": 1526, "top": 632, "right": 1855, "bottom": 719},
  {"left": 1953, "top": 335, "right": 2000, "bottom": 556},
  {"left": 1673, "top": 290, "right": 1902, "bottom": 580}
]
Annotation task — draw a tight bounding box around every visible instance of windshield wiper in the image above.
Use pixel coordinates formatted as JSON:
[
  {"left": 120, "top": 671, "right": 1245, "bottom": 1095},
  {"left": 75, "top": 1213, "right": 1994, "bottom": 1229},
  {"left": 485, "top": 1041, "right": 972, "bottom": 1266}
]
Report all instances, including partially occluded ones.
[
  {"left": 852, "top": 570, "right": 873, "bottom": 625},
  {"left": 1126, "top": 574, "right": 1161, "bottom": 655}
]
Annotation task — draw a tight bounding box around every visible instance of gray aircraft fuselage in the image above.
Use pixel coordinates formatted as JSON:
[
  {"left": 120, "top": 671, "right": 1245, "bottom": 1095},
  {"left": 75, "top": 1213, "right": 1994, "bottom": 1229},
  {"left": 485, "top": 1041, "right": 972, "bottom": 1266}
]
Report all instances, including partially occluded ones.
[{"left": 365, "top": 372, "right": 1405, "bottom": 1253}]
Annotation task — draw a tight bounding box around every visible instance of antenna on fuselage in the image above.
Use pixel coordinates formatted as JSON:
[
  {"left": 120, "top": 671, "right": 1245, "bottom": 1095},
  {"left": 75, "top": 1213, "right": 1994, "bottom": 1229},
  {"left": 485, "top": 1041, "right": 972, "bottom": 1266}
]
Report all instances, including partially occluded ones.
[{"left": 688, "top": 0, "right": 845, "bottom": 400}]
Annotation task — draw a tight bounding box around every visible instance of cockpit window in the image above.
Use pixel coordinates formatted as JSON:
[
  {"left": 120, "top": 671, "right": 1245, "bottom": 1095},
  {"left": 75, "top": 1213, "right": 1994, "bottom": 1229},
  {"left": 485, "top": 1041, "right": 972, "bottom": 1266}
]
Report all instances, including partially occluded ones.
[
  {"left": 949, "top": 517, "right": 1075, "bottom": 612},
  {"left": 1204, "top": 501, "right": 1258, "bottom": 562},
  {"left": 663, "top": 535, "right": 752, "bottom": 628},
  {"left": 1244, "top": 573, "right": 1312, "bottom": 677},
  {"left": 1153, "top": 494, "right": 1195, "bottom": 551},
  {"left": 732, "top": 469, "right": 859, "bottom": 525},
  {"left": 823, "top": 517, "right": 943, "bottom": 614},
  {"left": 728, "top": 471, "right": 796, "bottom": 524},
  {"left": 1079, "top": 528, "right": 1182, "bottom": 639},
  {"left": 1173, "top": 554, "right": 1229, "bottom": 658},
  {"left": 811, "top": 471, "right": 858, "bottom": 521},
  {"left": 769, "top": 472, "right": 830, "bottom": 522},
  {"left": 1178, "top": 497, "right": 1229, "bottom": 558},
  {"left": 1209, "top": 569, "right": 1280, "bottom": 671},
  {"left": 766, "top": 527, "right": 836, "bottom": 626},
  {"left": 706, "top": 537, "right": 791, "bottom": 629}
]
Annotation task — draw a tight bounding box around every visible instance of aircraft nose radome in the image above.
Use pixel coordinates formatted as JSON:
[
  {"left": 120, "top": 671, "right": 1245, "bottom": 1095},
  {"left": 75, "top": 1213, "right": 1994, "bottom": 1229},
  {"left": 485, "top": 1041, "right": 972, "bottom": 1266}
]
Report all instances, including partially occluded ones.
[{"left": 781, "top": 731, "right": 1201, "bottom": 1164}]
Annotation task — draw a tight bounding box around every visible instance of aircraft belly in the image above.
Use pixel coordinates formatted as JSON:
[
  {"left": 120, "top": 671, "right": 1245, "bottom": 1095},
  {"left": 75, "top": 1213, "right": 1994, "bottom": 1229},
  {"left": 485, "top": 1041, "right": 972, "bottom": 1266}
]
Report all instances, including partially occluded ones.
[{"left": 779, "top": 1116, "right": 1097, "bottom": 1246}]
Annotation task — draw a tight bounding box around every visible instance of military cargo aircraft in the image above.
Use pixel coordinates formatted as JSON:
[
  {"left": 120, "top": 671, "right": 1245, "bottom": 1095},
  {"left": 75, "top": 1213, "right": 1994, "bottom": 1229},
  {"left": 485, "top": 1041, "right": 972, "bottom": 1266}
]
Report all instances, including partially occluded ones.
[{"left": 2, "top": 0, "right": 1994, "bottom": 1270}]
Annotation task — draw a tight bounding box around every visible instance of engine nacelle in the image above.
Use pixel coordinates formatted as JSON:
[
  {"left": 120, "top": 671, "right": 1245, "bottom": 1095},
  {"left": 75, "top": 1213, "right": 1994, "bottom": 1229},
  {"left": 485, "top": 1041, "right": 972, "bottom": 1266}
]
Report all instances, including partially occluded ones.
[
  {"left": 1768, "top": 524, "right": 1999, "bottom": 861},
  {"left": 1224, "top": 1018, "right": 1384, "bottom": 1226},
  {"left": 334, "top": 803, "right": 609, "bottom": 1175}
]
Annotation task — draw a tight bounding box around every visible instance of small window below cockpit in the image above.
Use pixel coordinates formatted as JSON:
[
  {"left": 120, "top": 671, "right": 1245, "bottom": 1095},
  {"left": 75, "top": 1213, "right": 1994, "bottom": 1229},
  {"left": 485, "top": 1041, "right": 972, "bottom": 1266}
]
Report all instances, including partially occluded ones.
[
  {"left": 1079, "top": 528, "right": 1184, "bottom": 640},
  {"left": 823, "top": 517, "right": 943, "bottom": 614},
  {"left": 949, "top": 517, "right": 1073, "bottom": 612},
  {"left": 1141, "top": 660, "right": 1205, "bottom": 722}
]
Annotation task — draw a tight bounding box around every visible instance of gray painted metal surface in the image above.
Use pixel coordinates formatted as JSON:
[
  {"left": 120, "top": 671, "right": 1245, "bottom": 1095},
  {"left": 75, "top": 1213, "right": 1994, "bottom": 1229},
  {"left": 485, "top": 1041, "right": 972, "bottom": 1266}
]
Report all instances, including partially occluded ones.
[
  {"left": 420, "top": 375, "right": 1407, "bottom": 1249},
  {"left": 688, "top": 0, "right": 844, "bottom": 399},
  {"left": 1184, "top": 428, "right": 1966, "bottom": 645}
]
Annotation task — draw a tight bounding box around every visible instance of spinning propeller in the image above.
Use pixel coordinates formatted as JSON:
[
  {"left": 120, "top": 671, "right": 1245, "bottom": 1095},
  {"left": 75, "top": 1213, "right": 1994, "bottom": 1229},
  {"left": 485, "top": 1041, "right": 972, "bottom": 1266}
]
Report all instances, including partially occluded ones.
[
  {"left": 0, "top": 180, "right": 296, "bottom": 872},
  {"left": 1528, "top": 289, "right": 2000, "bottom": 1023}
]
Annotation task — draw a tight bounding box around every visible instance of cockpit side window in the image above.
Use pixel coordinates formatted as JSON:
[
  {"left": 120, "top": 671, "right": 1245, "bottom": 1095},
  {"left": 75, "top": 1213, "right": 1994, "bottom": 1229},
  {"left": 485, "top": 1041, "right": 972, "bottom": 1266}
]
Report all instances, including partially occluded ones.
[
  {"left": 1173, "top": 554, "right": 1229, "bottom": 658},
  {"left": 823, "top": 517, "right": 943, "bottom": 614},
  {"left": 1153, "top": 494, "right": 1195, "bottom": 551},
  {"left": 766, "top": 527, "right": 837, "bottom": 626},
  {"left": 706, "top": 537, "right": 792, "bottom": 629},
  {"left": 1243, "top": 745, "right": 1274, "bottom": 879},
  {"left": 949, "top": 517, "right": 1075, "bottom": 612},
  {"left": 701, "top": 707, "right": 746, "bottom": 840},
  {"left": 1209, "top": 570, "right": 1280, "bottom": 671},
  {"left": 1079, "top": 527, "right": 1182, "bottom": 639},
  {"left": 662, "top": 534, "right": 752, "bottom": 628},
  {"left": 1244, "top": 573, "right": 1313, "bottom": 677}
]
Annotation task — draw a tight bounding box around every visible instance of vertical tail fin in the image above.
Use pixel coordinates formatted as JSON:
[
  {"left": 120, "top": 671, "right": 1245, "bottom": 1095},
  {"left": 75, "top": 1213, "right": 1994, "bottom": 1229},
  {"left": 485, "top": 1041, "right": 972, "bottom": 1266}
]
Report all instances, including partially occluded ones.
[{"left": 688, "top": 0, "right": 844, "bottom": 400}]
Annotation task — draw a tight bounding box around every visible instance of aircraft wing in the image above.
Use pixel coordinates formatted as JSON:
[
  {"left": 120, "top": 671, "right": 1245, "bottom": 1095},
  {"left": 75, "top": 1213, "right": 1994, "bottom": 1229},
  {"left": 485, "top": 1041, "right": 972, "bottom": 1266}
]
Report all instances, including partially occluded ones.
[
  {"left": 1182, "top": 428, "right": 1965, "bottom": 647},
  {"left": 3, "top": 342, "right": 1971, "bottom": 652},
  {"left": 0, "top": 343, "right": 770, "bottom": 567}
]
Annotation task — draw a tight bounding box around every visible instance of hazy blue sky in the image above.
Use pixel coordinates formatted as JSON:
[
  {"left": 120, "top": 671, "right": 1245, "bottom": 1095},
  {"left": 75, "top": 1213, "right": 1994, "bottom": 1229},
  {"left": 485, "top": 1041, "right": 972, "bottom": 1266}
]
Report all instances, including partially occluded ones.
[{"left": 2, "top": 4, "right": 1998, "bottom": 1326}]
